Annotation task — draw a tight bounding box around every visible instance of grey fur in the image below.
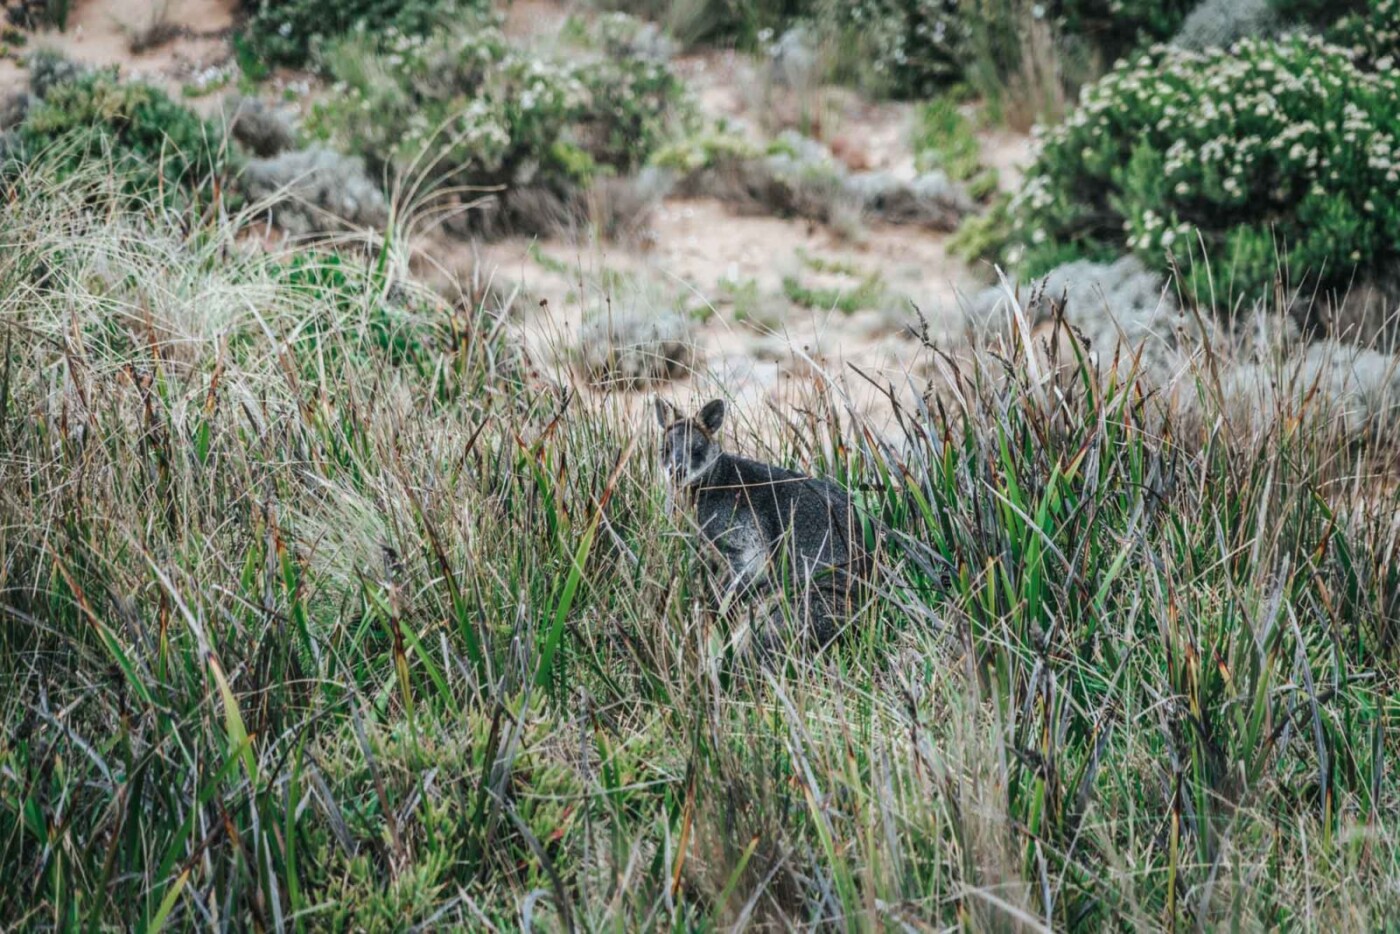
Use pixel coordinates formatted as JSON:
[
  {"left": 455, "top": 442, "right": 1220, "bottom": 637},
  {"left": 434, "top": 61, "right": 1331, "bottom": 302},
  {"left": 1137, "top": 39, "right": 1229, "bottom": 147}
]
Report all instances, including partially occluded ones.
[{"left": 657, "top": 398, "right": 872, "bottom": 648}]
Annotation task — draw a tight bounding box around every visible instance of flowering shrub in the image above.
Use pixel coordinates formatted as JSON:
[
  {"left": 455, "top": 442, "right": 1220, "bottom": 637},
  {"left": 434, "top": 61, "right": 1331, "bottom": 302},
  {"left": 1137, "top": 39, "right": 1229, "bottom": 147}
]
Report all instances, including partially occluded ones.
[
  {"left": 241, "top": 0, "right": 484, "bottom": 68},
  {"left": 1318, "top": 0, "right": 1400, "bottom": 67},
  {"left": 306, "top": 14, "right": 683, "bottom": 232},
  {"left": 1011, "top": 37, "right": 1400, "bottom": 303}
]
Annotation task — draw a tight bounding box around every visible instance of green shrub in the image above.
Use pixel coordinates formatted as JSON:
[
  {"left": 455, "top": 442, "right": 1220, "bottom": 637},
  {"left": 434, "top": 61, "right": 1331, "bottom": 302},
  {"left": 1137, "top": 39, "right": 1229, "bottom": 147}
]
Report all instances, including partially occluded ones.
[
  {"left": 781, "top": 270, "right": 884, "bottom": 313},
  {"left": 1266, "top": 1, "right": 1399, "bottom": 67},
  {"left": 650, "top": 128, "right": 759, "bottom": 173},
  {"left": 825, "top": 0, "right": 1194, "bottom": 104},
  {"left": 307, "top": 12, "right": 683, "bottom": 223},
  {"left": 5, "top": 0, "right": 70, "bottom": 30},
  {"left": 1009, "top": 37, "right": 1400, "bottom": 304},
  {"left": 241, "top": 0, "right": 485, "bottom": 68},
  {"left": 949, "top": 193, "right": 1013, "bottom": 265},
  {"left": 6, "top": 63, "right": 228, "bottom": 202},
  {"left": 815, "top": 0, "right": 967, "bottom": 99}
]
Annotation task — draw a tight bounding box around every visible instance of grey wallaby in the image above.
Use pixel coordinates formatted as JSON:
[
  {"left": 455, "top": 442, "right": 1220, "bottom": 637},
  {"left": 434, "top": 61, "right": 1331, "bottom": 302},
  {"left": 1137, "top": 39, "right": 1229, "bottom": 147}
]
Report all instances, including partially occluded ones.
[{"left": 655, "top": 397, "right": 875, "bottom": 647}]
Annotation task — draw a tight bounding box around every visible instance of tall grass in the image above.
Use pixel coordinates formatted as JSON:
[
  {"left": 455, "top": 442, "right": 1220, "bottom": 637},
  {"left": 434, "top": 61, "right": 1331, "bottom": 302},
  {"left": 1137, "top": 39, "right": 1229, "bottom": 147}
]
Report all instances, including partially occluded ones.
[{"left": 2, "top": 160, "right": 1399, "bottom": 929}]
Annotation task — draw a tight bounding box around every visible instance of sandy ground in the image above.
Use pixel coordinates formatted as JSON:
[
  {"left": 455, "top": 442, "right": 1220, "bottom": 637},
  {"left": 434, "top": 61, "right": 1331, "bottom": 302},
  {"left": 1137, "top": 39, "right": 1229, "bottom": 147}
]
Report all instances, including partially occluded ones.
[{"left": 2, "top": 0, "right": 237, "bottom": 102}]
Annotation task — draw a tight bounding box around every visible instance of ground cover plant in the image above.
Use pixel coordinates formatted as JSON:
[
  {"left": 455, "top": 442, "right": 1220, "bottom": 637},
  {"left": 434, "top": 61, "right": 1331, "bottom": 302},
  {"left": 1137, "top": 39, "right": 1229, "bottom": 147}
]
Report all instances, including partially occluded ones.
[{"left": 3, "top": 147, "right": 1400, "bottom": 928}]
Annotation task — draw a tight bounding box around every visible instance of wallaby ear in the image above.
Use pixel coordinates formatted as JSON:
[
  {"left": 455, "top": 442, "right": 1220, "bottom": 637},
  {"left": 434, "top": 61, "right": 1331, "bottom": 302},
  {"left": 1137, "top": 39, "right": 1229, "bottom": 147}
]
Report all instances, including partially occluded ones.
[
  {"left": 653, "top": 396, "right": 675, "bottom": 430},
  {"left": 698, "top": 398, "right": 725, "bottom": 433}
]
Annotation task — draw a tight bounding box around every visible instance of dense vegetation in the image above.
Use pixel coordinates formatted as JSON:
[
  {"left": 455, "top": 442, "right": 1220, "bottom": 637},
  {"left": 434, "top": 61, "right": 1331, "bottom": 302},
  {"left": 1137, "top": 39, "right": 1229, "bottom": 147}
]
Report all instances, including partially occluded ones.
[
  {"left": 3, "top": 0, "right": 1400, "bottom": 927},
  {"left": 1272, "top": 0, "right": 1400, "bottom": 64},
  {"left": 3, "top": 158, "right": 1399, "bottom": 927}
]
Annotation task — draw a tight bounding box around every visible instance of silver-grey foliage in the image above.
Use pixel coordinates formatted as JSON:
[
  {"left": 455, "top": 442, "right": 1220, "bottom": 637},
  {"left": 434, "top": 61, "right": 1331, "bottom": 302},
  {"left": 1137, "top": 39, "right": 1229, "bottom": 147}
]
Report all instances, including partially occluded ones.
[
  {"left": 846, "top": 169, "right": 974, "bottom": 230},
  {"left": 1327, "top": 261, "right": 1400, "bottom": 349},
  {"left": 962, "top": 254, "right": 1400, "bottom": 439},
  {"left": 677, "top": 130, "right": 972, "bottom": 231},
  {"left": 240, "top": 147, "right": 388, "bottom": 236},
  {"left": 960, "top": 255, "right": 1210, "bottom": 385},
  {"left": 26, "top": 49, "right": 86, "bottom": 98},
  {"left": 1173, "top": 0, "right": 1279, "bottom": 50},
  {"left": 223, "top": 95, "right": 296, "bottom": 158},
  {"left": 1223, "top": 341, "right": 1400, "bottom": 436},
  {"left": 766, "top": 25, "right": 819, "bottom": 92}
]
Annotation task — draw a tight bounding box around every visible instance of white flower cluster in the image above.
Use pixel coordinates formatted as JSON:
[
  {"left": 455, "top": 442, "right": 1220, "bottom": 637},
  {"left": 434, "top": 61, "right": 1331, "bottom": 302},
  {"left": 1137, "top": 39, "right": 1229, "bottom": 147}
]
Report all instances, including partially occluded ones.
[{"left": 1328, "top": 0, "right": 1400, "bottom": 66}]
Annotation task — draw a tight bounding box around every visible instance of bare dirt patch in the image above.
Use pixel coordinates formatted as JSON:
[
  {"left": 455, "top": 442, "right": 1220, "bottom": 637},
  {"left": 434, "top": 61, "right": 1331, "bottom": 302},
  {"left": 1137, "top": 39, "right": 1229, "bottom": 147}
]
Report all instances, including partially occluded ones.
[{"left": 2, "top": 0, "right": 236, "bottom": 100}]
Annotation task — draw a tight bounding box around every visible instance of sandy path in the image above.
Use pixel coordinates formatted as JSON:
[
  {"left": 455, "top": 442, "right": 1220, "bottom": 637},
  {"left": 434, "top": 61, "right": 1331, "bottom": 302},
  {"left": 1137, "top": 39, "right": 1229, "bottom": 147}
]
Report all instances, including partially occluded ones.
[{"left": 2, "top": 0, "right": 236, "bottom": 101}]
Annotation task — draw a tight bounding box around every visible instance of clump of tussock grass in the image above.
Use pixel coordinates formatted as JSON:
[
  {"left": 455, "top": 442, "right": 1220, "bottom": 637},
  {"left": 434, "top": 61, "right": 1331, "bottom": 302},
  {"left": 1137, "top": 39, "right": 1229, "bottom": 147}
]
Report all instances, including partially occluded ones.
[{"left": 2, "top": 155, "right": 1400, "bottom": 930}]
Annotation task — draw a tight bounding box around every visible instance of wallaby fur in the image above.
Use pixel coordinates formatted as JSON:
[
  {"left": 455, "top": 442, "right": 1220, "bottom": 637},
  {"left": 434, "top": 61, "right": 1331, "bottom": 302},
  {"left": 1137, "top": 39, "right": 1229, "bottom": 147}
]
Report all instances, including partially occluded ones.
[{"left": 656, "top": 397, "right": 873, "bottom": 648}]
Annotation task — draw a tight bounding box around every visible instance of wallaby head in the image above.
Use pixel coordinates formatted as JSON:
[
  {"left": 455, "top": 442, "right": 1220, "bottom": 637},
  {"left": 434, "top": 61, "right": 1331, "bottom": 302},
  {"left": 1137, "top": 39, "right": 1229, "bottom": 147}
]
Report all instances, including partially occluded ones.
[{"left": 655, "top": 397, "right": 726, "bottom": 487}]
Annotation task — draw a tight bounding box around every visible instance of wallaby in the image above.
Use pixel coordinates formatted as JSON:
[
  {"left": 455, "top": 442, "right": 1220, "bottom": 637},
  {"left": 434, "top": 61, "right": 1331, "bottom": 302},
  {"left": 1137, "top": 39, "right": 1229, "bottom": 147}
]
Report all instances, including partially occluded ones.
[{"left": 655, "top": 397, "right": 873, "bottom": 648}]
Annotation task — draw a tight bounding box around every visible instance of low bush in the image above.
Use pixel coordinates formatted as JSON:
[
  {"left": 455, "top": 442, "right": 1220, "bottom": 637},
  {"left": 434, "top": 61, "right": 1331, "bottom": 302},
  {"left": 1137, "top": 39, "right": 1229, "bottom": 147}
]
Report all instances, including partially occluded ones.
[
  {"left": 781, "top": 270, "right": 884, "bottom": 314},
  {"left": 576, "top": 308, "right": 697, "bottom": 387},
  {"left": 814, "top": 0, "right": 967, "bottom": 99},
  {"left": 3, "top": 54, "right": 229, "bottom": 202},
  {"left": 912, "top": 96, "right": 999, "bottom": 198},
  {"left": 240, "top": 0, "right": 485, "bottom": 69},
  {"left": 824, "top": 0, "right": 1194, "bottom": 103},
  {"left": 1009, "top": 37, "right": 1400, "bottom": 306},
  {"left": 665, "top": 129, "right": 973, "bottom": 232},
  {"left": 307, "top": 12, "right": 684, "bottom": 235},
  {"left": 5, "top": 0, "right": 69, "bottom": 30},
  {"left": 240, "top": 146, "right": 388, "bottom": 235},
  {"left": 912, "top": 97, "right": 981, "bottom": 182}
]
